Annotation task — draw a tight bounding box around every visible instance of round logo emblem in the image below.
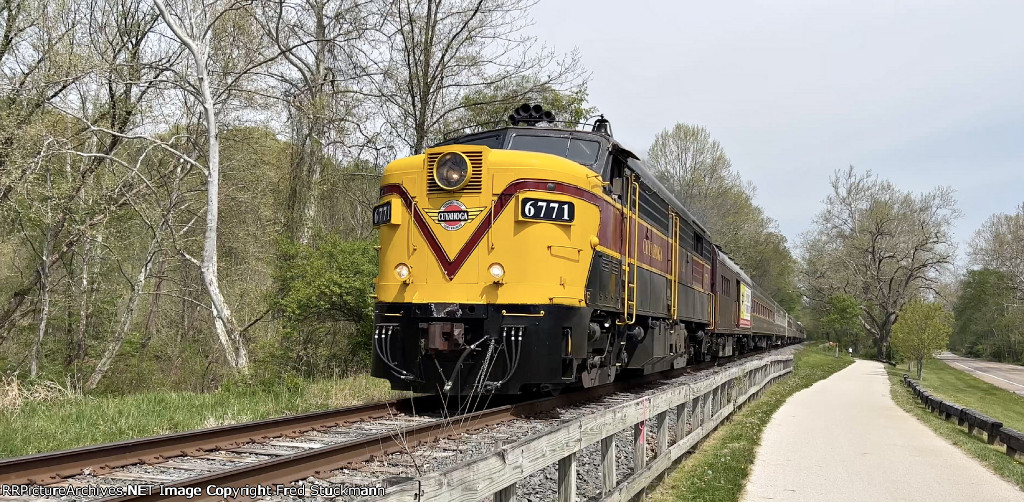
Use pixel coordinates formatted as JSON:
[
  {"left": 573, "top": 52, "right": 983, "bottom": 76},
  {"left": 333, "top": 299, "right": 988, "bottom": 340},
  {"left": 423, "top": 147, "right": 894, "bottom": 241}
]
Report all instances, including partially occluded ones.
[{"left": 436, "top": 200, "right": 471, "bottom": 231}]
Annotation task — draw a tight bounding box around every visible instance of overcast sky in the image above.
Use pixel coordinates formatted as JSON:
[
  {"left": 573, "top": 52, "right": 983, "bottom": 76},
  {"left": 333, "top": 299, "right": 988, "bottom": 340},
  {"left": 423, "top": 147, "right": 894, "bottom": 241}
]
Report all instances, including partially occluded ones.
[{"left": 525, "top": 0, "right": 1024, "bottom": 259}]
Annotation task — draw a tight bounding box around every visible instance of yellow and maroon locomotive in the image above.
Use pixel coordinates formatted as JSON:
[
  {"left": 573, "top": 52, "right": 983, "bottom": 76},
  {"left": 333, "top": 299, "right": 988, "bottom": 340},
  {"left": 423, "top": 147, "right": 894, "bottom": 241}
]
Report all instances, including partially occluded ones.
[{"left": 371, "top": 105, "right": 803, "bottom": 395}]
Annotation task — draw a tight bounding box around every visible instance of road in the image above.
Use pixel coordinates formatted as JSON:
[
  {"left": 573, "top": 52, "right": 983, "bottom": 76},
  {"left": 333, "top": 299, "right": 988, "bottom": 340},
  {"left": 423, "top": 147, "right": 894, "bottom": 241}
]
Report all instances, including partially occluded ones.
[
  {"left": 937, "top": 352, "right": 1024, "bottom": 396},
  {"left": 742, "top": 360, "right": 1023, "bottom": 502}
]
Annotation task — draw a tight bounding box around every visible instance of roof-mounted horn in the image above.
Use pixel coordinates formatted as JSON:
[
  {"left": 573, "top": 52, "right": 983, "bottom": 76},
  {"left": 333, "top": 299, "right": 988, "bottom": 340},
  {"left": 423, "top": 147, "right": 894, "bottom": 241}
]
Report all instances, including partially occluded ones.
[{"left": 509, "top": 103, "right": 556, "bottom": 127}]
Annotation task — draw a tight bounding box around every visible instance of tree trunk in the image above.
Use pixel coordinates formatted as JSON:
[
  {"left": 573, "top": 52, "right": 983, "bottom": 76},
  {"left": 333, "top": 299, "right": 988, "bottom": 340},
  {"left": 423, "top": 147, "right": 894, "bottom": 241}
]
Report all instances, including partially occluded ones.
[
  {"left": 298, "top": 133, "right": 323, "bottom": 245},
  {"left": 285, "top": 5, "right": 329, "bottom": 245},
  {"left": 196, "top": 55, "right": 249, "bottom": 372},
  {"left": 84, "top": 233, "right": 160, "bottom": 391},
  {"left": 154, "top": 0, "right": 248, "bottom": 373},
  {"left": 30, "top": 166, "right": 54, "bottom": 378},
  {"left": 141, "top": 251, "right": 166, "bottom": 349},
  {"left": 70, "top": 138, "right": 94, "bottom": 371},
  {"left": 71, "top": 234, "right": 96, "bottom": 378},
  {"left": 916, "top": 358, "right": 923, "bottom": 379},
  {"left": 287, "top": 112, "right": 325, "bottom": 245},
  {"left": 30, "top": 250, "right": 51, "bottom": 378}
]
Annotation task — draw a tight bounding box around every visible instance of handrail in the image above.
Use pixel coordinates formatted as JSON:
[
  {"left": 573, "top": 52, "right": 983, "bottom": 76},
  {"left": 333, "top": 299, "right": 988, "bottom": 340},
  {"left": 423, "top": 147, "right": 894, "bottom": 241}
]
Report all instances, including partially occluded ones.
[
  {"left": 624, "top": 177, "right": 640, "bottom": 324},
  {"left": 710, "top": 292, "right": 717, "bottom": 329},
  {"left": 670, "top": 211, "right": 679, "bottom": 320}
]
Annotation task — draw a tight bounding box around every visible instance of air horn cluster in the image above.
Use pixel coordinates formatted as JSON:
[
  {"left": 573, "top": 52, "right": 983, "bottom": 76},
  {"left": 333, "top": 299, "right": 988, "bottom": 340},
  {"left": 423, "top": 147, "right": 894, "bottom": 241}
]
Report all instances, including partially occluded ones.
[{"left": 509, "top": 103, "right": 556, "bottom": 126}]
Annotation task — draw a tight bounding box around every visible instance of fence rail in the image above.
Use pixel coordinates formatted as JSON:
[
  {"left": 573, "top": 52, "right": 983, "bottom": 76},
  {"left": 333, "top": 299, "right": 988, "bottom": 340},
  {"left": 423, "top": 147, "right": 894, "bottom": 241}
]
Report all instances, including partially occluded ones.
[
  {"left": 374, "top": 354, "right": 794, "bottom": 502},
  {"left": 902, "top": 375, "right": 1024, "bottom": 458}
]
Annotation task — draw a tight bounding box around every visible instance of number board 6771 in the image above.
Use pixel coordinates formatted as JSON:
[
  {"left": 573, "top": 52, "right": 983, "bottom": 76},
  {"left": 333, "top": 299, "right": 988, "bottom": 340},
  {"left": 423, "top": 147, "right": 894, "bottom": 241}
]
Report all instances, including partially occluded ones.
[{"left": 519, "top": 197, "right": 575, "bottom": 224}]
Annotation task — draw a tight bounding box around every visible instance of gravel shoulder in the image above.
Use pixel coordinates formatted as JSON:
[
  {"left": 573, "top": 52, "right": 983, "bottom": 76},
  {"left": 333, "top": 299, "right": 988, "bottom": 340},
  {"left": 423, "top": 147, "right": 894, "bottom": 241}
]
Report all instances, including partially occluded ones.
[{"left": 742, "top": 359, "right": 1024, "bottom": 502}]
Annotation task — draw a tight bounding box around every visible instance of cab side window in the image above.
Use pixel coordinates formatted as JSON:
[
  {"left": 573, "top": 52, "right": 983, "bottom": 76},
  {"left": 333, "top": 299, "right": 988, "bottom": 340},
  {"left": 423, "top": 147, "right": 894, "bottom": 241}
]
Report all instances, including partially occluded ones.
[{"left": 608, "top": 155, "right": 631, "bottom": 202}]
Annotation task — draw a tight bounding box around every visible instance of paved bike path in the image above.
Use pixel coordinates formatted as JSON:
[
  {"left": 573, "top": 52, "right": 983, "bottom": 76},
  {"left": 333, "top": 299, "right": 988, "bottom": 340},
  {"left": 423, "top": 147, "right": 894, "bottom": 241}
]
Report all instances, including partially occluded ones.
[{"left": 742, "top": 359, "right": 1023, "bottom": 502}]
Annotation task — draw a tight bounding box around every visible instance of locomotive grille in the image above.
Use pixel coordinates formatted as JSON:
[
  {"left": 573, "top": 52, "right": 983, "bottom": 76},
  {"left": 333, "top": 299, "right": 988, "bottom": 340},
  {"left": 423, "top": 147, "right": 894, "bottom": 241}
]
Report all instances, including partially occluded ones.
[{"left": 426, "top": 151, "right": 483, "bottom": 194}]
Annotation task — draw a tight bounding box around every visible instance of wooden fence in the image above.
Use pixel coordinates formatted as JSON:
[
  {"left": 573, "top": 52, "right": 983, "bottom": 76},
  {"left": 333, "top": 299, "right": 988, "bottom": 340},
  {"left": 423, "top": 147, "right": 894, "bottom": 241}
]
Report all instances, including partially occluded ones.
[
  {"left": 374, "top": 354, "right": 794, "bottom": 502},
  {"left": 903, "top": 375, "right": 1024, "bottom": 459}
]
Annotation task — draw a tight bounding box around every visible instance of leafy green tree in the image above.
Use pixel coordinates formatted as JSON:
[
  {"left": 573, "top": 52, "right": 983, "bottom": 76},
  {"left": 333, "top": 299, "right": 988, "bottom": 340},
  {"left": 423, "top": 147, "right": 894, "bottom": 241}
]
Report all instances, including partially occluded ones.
[
  {"left": 647, "top": 123, "right": 800, "bottom": 314},
  {"left": 819, "top": 295, "right": 865, "bottom": 353},
  {"left": 891, "top": 300, "right": 952, "bottom": 379},
  {"left": 951, "top": 268, "right": 1012, "bottom": 358}
]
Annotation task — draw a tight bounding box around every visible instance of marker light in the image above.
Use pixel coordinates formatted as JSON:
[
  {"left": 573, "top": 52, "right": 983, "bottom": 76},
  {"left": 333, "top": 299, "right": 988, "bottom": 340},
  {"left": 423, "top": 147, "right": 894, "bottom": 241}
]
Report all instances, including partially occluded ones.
[
  {"left": 488, "top": 262, "right": 505, "bottom": 281},
  {"left": 394, "top": 263, "right": 411, "bottom": 281}
]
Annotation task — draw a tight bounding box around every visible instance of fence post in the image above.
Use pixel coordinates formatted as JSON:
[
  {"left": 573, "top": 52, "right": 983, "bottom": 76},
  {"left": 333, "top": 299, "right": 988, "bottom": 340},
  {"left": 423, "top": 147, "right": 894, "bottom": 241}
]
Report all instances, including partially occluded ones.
[
  {"left": 601, "top": 434, "right": 616, "bottom": 495},
  {"left": 675, "top": 401, "right": 687, "bottom": 443},
  {"left": 656, "top": 410, "right": 669, "bottom": 456},
  {"left": 633, "top": 421, "right": 647, "bottom": 472},
  {"left": 494, "top": 483, "right": 516, "bottom": 502},
  {"left": 695, "top": 392, "right": 703, "bottom": 425},
  {"left": 704, "top": 389, "right": 713, "bottom": 422},
  {"left": 557, "top": 452, "right": 576, "bottom": 502}
]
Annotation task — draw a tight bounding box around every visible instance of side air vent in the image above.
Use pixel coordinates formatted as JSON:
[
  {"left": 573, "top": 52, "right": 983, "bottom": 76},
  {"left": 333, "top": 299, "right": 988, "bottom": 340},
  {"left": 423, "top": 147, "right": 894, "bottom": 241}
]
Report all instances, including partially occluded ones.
[{"left": 426, "top": 151, "right": 483, "bottom": 194}]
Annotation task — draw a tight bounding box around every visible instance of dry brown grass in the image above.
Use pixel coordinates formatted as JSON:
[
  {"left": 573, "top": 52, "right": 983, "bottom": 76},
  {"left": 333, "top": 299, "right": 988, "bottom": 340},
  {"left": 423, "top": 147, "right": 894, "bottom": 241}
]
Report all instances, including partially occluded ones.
[
  {"left": 0, "top": 375, "right": 79, "bottom": 414},
  {"left": 0, "top": 376, "right": 23, "bottom": 414}
]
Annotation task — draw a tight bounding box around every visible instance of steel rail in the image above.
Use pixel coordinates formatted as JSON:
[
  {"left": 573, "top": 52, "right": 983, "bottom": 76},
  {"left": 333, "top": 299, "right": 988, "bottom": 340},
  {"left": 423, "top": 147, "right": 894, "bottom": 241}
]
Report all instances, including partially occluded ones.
[{"left": 0, "top": 397, "right": 439, "bottom": 485}]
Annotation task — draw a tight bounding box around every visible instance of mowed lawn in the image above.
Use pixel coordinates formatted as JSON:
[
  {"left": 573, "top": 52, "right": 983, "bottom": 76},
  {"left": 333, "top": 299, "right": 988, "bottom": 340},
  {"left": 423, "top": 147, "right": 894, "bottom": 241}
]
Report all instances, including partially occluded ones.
[
  {"left": 887, "top": 358, "right": 1024, "bottom": 490},
  {"left": 649, "top": 346, "right": 854, "bottom": 502},
  {"left": 902, "top": 358, "right": 1024, "bottom": 432},
  {"left": 0, "top": 375, "right": 401, "bottom": 458}
]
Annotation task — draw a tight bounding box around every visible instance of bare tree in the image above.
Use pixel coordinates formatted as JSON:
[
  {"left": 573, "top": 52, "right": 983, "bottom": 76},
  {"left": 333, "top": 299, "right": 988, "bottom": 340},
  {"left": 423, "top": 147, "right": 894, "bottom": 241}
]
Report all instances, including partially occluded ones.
[
  {"left": 259, "top": 0, "right": 375, "bottom": 244},
  {"left": 970, "top": 203, "right": 1024, "bottom": 296},
  {"left": 84, "top": 227, "right": 161, "bottom": 391},
  {"left": 360, "top": 0, "right": 584, "bottom": 154},
  {"left": 0, "top": 0, "right": 169, "bottom": 340},
  {"left": 800, "top": 166, "right": 960, "bottom": 359},
  {"left": 151, "top": 0, "right": 265, "bottom": 371}
]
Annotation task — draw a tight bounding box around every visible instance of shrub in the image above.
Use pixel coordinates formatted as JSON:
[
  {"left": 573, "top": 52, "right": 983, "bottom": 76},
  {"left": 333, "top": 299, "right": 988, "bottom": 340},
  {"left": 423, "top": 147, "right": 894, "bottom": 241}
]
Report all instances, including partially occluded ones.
[{"left": 268, "top": 236, "right": 377, "bottom": 379}]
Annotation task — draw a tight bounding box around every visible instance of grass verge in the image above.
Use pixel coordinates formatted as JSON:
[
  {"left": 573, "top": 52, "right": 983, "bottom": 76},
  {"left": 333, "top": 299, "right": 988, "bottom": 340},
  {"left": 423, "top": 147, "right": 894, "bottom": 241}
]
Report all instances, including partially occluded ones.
[
  {"left": 0, "top": 374, "right": 402, "bottom": 458},
  {"left": 885, "top": 359, "right": 1024, "bottom": 490},
  {"left": 648, "top": 346, "right": 854, "bottom": 502}
]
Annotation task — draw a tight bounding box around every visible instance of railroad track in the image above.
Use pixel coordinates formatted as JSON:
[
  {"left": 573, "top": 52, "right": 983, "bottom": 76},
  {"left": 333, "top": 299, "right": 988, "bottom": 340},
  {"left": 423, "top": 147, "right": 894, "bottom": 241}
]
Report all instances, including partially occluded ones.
[
  {"left": 0, "top": 347, "right": 790, "bottom": 502},
  {"left": 0, "top": 399, "right": 436, "bottom": 485}
]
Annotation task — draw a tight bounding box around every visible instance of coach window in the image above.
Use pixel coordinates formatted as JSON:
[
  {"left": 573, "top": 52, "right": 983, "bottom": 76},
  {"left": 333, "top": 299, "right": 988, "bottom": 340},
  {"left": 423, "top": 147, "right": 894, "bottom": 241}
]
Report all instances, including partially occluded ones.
[{"left": 693, "top": 231, "right": 705, "bottom": 255}]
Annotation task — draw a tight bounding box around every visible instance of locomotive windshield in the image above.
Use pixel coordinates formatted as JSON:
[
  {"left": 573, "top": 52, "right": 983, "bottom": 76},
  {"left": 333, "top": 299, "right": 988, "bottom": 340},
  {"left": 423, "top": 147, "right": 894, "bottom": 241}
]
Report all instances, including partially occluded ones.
[
  {"left": 436, "top": 127, "right": 606, "bottom": 169},
  {"left": 451, "top": 133, "right": 503, "bottom": 149},
  {"left": 507, "top": 134, "right": 602, "bottom": 166}
]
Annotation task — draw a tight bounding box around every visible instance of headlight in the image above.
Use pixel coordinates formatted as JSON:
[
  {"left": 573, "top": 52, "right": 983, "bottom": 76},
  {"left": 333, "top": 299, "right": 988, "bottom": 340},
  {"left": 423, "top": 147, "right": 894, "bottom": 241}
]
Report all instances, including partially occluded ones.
[
  {"left": 394, "top": 263, "right": 411, "bottom": 281},
  {"left": 434, "top": 152, "right": 470, "bottom": 190},
  {"left": 488, "top": 262, "right": 505, "bottom": 281}
]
